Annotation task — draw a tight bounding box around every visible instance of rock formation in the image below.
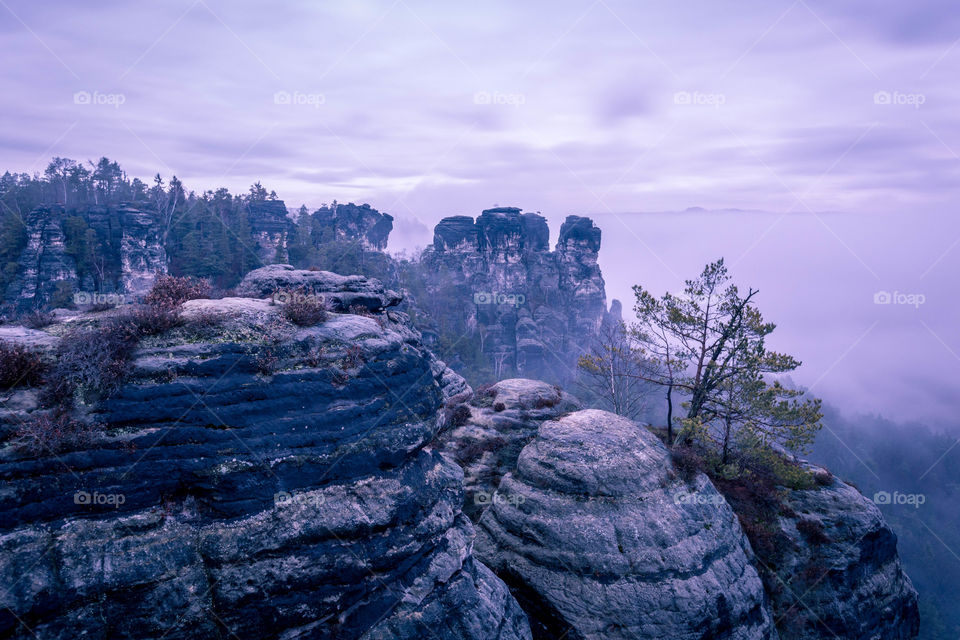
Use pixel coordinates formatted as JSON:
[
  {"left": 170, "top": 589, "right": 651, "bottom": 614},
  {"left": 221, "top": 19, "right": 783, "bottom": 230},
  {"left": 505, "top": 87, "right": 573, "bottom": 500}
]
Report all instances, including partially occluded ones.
[
  {"left": 0, "top": 270, "right": 531, "bottom": 639},
  {"left": 308, "top": 202, "right": 394, "bottom": 250},
  {"left": 473, "top": 409, "right": 778, "bottom": 640},
  {"left": 246, "top": 199, "right": 294, "bottom": 265},
  {"left": 3, "top": 204, "right": 167, "bottom": 312},
  {"left": 763, "top": 463, "right": 919, "bottom": 639},
  {"left": 418, "top": 208, "right": 611, "bottom": 385},
  {"left": 431, "top": 378, "right": 582, "bottom": 521}
]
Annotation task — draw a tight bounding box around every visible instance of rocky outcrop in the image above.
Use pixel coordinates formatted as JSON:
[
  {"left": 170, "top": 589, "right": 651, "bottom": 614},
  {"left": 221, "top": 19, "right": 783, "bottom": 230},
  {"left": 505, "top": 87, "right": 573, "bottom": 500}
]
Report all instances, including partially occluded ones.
[
  {"left": 419, "top": 208, "right": 610, "bottom": 385},
  {"left": 246, "top": 199, "right": 293, "bottom": 264},
  {"left": 474, "top": 409, "right": 777, "bottom": 640},
  {"left": 432, "top": 378, "right": 581, "bottom": 520},
  {"left": 3, "top": 204, "right": 167, "bottom": 312},
  {"left": 309, "top": 202, "right": 394, "bottom": 250},
  {"left": 0, "top": 280, "right": 531, "bottom": 639},
  {"left": 235, "top": 263, "right": 402, "bottom": 313},
  {"left": 765, "top": 464, "right": 919, "bottom": 639}
]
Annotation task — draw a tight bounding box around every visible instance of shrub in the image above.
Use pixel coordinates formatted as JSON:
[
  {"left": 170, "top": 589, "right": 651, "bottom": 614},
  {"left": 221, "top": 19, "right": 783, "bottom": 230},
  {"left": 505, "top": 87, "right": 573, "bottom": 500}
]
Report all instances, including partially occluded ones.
[
  {"left": 0, "top": 340, "right": 46, "bottom": 389},
  {"left": 454, "top": 435, "right": 507, "bottom": 465},
  {"left": 533, "top": 395, "right": 559, "bottom": 409},
  {"left": 450, "top": 403, "right": 472, "bottom": 426},
  {"left": 813, "top": 468, "right": 834, "bottom": 487},
  {"left": 670, "top": 444, "right": 706, "bottom": 484},
  {"left": 493, "top": 402, "right": 506, "bottom": 412},
  {"left": 15, "top": 412, "right": 100, "bottom": 454},
  {"left": 282, "top": 292, "right": 328, "bottom": 326},
  {"left": 122, "top": 304, "right": 183, "bottom": 336},
  {"left": 21, "top": 311, "right": 55, "bottom": 329},
  {"left": 796, "top": 518, "right": 831, "bottom": 545},
  {"left": 144, "top": 275, "right": 211, "bottom": 308},
  {"left": 475, "top": 383, "right": 497, "bottom": 398},
  {"left": 42, "top": 322, "right": 138, "bottom": 407}
]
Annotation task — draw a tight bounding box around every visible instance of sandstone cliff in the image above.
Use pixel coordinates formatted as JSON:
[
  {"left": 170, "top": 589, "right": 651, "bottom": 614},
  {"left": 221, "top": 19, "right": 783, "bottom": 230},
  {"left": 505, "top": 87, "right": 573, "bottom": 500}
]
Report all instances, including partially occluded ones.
[
  {"left": 417, "top": 208, "right": 610, "bottom": 385},
  {"left": 3, "top": 204, "right": 167, "bottom": 312},
  {"left": 0, "top": 271, "right": 530, "bottom": 639}
]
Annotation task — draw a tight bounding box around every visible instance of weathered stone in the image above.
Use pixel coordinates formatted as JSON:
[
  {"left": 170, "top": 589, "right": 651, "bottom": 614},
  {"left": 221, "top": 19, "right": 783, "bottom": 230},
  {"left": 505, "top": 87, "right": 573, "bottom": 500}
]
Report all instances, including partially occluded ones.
[
  {"left": 475, "top": 409, "right": 778, "bottom": 640},
  {"left": 766, "top": 463, "right": 919, "bottom": 640},
  {"left": 235, "top": 263, "right": 402, "bottom": 312},
  {"left": 419, "top": 209, "right": 610, "bottom": 385},
  {"left": 0, "top": 283, "right": 530, "bottom": 640}
]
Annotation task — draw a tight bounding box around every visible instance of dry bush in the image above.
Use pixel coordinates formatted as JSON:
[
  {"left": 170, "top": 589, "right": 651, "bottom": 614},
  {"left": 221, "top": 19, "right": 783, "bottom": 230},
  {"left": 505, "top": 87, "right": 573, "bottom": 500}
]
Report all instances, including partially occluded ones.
[
  {"left": 670, "top": 444, "right": 706, "bottom": 484},
  {"left": 15, "top": 412, "right": 100, "bottom": 454},
  {"left": 42, "top": 322, "right": 138, "bottom": 407},
  {"left": 122, "top": 304, "right": 183, "bottom": 336},
  {"left": 450, "top": 403, "right": 472, "bottom": 426},
  {"left": 144, "top": 275, "right": 211, "bottom": 308},
  {"left": 21, "top": 311, "right": 55, "bottom": 329},
  {"left": 0, "top": 340, "right": 46, "bottom": 389},
  {"left": 281, "top": 290, "right": 328, "bottom": 327}
]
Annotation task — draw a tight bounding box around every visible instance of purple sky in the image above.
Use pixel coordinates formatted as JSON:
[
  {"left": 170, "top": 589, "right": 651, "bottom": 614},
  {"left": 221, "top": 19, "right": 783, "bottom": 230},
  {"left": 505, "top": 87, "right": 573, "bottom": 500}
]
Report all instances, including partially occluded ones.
[{"left": 2, "top": 0, "right": 958, "bottom": 424}]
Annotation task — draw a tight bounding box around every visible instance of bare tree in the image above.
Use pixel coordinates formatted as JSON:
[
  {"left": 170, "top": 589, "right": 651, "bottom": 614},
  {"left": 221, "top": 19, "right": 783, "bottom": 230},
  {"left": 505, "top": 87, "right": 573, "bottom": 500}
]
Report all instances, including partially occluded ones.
[{"left": 577, "top": 320, "right": 652, "bottom": 421}]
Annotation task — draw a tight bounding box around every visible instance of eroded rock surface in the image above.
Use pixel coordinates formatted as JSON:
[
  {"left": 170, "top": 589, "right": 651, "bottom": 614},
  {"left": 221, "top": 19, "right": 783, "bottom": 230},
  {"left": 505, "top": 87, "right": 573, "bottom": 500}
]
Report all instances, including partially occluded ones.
[
  {"left": 0, "top": 282, "right": 530, "bottom": 640},
  {"left": 475, "top": 409, "right": 777, "bottom": 640},
  {"left": 432, "top": 378, "right": 581, "bottom": 521},
  {"left": 765, "top": 464, "right": 919, "bottom": 639}
]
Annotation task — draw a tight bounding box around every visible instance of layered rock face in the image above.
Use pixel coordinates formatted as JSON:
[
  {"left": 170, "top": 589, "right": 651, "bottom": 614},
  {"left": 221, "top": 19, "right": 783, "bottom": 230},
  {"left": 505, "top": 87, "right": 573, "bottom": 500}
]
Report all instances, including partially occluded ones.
[
  {"left": 0, "top": 272, "right": 531, "bottom": 639},
  {"left": 420, "top": 208, "right": 610, "bottom": 384},
  {"left": 246, "top": 199, "right": 294, "bottom": 264},
  {"left": 310, "top": 202, "right": 394, "bottom": 250},
  {"left": 432, "top": 378, "right": 582, "bottom": 520},
  {"left": 474, "top": 409, "right": 778, "bottom": 640},
  {"left": 3, "top": 204, "right": 167, "bottom": 311},
  {"left": 765, "top": 464, "right": 919, "bottom": 639}
]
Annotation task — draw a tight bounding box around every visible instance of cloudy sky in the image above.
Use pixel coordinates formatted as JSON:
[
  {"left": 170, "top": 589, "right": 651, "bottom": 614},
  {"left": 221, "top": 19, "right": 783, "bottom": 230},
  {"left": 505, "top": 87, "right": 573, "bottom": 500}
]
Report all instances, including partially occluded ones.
[{"left": 2, "top": 0, "right": 958, "bottom": 424}]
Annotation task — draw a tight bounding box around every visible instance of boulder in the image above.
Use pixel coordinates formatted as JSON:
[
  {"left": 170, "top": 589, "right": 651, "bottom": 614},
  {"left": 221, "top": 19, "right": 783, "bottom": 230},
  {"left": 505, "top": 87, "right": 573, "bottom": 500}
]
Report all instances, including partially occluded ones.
[
  {"left": 475, "top": 409, "right": 777, "bottom": 640},
  {"left": 234, "top": 264, "right": 402, "bottom": 313}
]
